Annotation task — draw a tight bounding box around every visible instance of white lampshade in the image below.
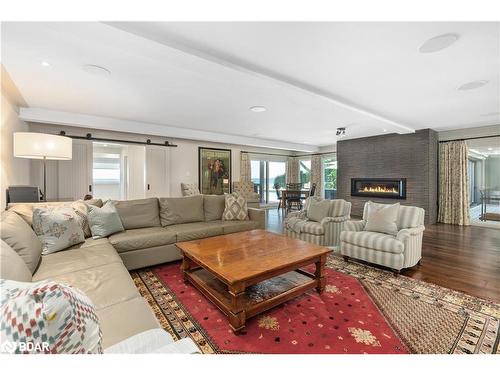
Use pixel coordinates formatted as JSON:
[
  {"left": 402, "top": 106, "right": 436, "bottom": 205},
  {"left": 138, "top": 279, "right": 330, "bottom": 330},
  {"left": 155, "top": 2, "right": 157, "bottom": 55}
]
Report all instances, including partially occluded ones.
[{"left": 13, "top": 132, "right": 72, "bottom": 160}]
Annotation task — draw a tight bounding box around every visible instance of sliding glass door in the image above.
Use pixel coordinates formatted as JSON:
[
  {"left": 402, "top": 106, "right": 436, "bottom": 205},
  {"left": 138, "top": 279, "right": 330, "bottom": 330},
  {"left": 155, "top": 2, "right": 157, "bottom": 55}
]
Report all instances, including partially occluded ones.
[
  {"left": 323, "top": 157, "right": 337, "bottom": 199},
  {"left": 251, "top": 159, "right": 286, "bottom": 204}
]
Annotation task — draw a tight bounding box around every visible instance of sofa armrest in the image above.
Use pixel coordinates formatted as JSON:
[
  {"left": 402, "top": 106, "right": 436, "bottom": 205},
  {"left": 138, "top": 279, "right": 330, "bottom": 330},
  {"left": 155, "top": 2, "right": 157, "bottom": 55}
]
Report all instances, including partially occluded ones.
[
  {"left": 344, "top": 220, "right": 366, "bottom": 232},
  {"left": 321, "top": 216, "right": 351, "bottom": 247},
  {"left": 320, "top": 215, "right": 350, "bottom": 226},
  {"left": 396, "top": 225, "right": 425, "bottom": 241},
  {"left": 248, "top": 208, "right": 266, "bottom": 229}
]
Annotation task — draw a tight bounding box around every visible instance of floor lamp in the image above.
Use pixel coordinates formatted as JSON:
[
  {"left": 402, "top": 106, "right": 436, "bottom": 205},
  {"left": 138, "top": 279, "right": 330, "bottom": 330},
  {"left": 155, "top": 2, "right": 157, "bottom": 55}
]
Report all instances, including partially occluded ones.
[{"left": 13, "top": 132, "right": 72, "bottom": 202}]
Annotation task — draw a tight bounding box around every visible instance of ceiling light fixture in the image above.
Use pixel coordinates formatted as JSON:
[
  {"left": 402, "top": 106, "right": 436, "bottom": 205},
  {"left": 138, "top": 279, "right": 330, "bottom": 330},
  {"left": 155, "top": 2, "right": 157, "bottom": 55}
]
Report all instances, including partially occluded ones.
[
  {"left": 41, "top": 61, "right": 50, "bottom": 67},
  {"left": 488, "top": 147, "right": 493, "bottom": 151},
  {"left": 382, "top": 129, "right": 388, "bottom": 132},
  {"left": 83, "top": 64, "right": 111, "bottom": 77},
  {"left": 419, "top": 33, "right": 459, "bottom": 53},
  {"left": 458, "top": 80, "right": 488, "bottom": 91},
  {"left": 336, "top": 127, "right": 346, "bottom": 137},
  {"left": 249, "top": 106, "right": 266, "bottom": 113}
]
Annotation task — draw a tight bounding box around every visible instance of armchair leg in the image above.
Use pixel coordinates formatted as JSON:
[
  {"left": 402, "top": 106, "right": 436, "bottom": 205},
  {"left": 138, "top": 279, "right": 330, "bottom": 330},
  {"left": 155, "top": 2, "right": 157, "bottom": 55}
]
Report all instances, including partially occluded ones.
[
  {"left": 343, "top": 256, "right": 349, "bottom": 262},
  {"left": 393, "top": 269, "right": 401, "bottom": 277}
]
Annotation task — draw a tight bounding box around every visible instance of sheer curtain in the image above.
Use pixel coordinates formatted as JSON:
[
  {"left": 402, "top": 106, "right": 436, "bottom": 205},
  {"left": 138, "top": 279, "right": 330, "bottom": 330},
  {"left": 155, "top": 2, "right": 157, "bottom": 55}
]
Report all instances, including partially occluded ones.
[
  {"left": 438, "top": 141, "right": 470, "bottom": 225},
  {"left": 310, "top": 155, "right": 322, "bottom": 196},
  {"left": 286, "top": 157, "right": 299, "bottom": 184},
  {"left": 240, "top": 152, "right": 251, "bottom": 182}
]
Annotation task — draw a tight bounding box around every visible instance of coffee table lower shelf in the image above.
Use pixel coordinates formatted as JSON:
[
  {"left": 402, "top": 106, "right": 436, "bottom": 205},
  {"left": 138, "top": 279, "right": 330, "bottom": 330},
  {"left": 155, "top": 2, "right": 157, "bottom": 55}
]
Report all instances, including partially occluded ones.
[{"left": 183, "top": 268, "right": 319, "bottom": 332}]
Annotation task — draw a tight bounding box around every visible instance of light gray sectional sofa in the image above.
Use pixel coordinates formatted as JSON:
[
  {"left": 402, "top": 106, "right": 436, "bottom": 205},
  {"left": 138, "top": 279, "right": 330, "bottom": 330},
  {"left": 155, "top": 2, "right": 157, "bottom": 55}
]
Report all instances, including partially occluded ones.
[{"left": 1, "top": 195, "right": 265, "bottom": 352}]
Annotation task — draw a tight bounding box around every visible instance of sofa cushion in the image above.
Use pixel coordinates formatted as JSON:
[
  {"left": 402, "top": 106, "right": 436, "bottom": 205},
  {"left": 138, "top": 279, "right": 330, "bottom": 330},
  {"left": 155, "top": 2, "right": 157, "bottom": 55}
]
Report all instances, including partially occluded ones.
[
  {"left": 7, "top": 200, "right": 102, "bottom": 227},
  {"left": 109, "top": 227, "right": 177, "bottom": 253},
  {"left": 306, "top": 199, "right": 331, "bottom": 222},
  {"left": 97, "top": 296, "right": 160, "bottom": 349},
  {"left": 0, "top": 279, "right": 102, "bottom": 354},
  {"left": 113, "top": 198, "right": 161, "bottom": 230},
  {"left": 170, "top": 222, "right": 223, "bottom": 242},
  {"left": 219, "top": 220, "right": 260, "bottom": 234},
  {"left": 0, "top": 211, "right": 42, "bottom": 274},
  {"left": 203, "top": 194, "right": 226, "bottom": 221},
  {"left": 301, "top": 221, "right": 325, "bottom": 235},
  {"left": 0, "top": 240, "right": 32, "bottom": 282},
  {"left": 32, "top": 241, "right": 121, "bottom": 281},
  {"left": 87, "top": 201, "right": 124, "bottom": 239},
  {"left": 32, "top": 206, "right": 85, "bottom": 255},
  {"left": 340, "top": 231, "right": 404, "bottom": 254},
  {"left": 364, "top": 202, "right": 400, "bottom": 236},
  {"left": 159, "top": 195, "right": 205, "bottom": 226},
  {"left": 39, "top": 262, "right": 140, "bottom": 310}
]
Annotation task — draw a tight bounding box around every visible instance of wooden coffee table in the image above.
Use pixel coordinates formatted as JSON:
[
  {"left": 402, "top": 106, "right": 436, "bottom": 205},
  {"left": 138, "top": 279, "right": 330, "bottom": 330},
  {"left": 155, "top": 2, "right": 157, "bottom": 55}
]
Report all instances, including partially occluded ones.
[{"left": 176, "top": 229, "right": 331, "bottom": 333}]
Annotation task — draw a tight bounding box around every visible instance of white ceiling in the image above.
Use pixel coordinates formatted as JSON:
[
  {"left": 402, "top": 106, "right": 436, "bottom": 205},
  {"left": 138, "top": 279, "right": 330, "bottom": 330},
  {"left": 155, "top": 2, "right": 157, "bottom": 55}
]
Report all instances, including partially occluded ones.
[
  {"left": 2, "top": 22, "right": 499, "bottom": 152},
  {"left": 468, "top": 136, "right": 500, "bottom": 156}
]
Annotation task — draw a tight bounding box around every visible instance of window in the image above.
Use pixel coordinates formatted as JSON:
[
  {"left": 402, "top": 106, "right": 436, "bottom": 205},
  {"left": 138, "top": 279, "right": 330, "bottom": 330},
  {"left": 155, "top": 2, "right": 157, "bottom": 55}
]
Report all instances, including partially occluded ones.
[
  {"left": 250, "top": 157, "right": 286, "bottom": 204},
  {"left": 299, "top": 159, "right": 311, "bottom": 189},
  {"left": 92, "top": 143, "right": 123, "bottom": 200},
  {"left": 323, "top": 157, "right": 337, "bottom": 199}
]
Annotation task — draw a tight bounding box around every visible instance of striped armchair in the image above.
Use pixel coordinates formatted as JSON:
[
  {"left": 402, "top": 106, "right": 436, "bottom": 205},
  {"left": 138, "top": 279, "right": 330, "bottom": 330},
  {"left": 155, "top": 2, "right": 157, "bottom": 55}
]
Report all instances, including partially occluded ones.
[
  {"left": 284, "top": 198, "right": 351, "bottom": 247},
  {"left": 340, "top": 202, "right": 425, "bottom": 272}
]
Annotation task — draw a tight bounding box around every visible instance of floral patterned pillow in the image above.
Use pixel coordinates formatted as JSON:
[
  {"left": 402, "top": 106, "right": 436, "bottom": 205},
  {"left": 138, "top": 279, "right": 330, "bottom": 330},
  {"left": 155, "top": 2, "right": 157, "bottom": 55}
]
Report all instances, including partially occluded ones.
[
  {"left": 32, "top": 207, "right": 85, "bottom": 254},
  {"left": 0, "top": 279, "right": 103, "bottom": 354}
]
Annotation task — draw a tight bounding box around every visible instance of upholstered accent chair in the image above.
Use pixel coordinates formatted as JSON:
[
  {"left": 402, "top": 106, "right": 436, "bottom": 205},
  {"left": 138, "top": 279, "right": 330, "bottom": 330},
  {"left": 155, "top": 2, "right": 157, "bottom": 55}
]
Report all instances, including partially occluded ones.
[
  {"left": 284, "top": 197, "right": 351, "bottom": 247},
  {"left": 232, "top": 181, "right": 260, "bottom": 208},
  {"left": 180, "top": 183, "right": 200, "bottom": 196},
  {"left": 340, "top": 202, "right": 425, "bottom": 272}
]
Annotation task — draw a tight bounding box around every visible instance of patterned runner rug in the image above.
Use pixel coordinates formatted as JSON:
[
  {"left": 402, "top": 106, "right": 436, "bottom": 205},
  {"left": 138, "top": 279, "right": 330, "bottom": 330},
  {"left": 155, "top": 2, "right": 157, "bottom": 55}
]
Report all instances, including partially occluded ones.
[{"left": 131, "top": 255, "right": 499, "bottom": 354}]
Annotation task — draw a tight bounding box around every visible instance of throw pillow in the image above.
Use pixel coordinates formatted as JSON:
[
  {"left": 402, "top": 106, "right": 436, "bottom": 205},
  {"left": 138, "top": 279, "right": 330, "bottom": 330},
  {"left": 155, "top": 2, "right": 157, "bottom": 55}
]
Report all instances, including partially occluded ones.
[
  {"left": 0, "top": 279, "right": 102, "bottom": 354},
  {"left": 222, "top": 193, "right": 248, "bottom": 221},
  {"left": 87, "top": 201, "right": 124, "bottom": 239},
  {"left": 306, "top": 199, "right": 331, "bottom": 222},
  {"left": 32, "top": 207, "right": 85, "bottom": 255},
  {"left": 0, "top": 211, "right": 42, "bottom": 274},
  {"left": 71, "top": 200, "right": 93, "bottom": 238},
  {"left": 158, "top": 195, "right": 205, "bottom": 226},
  {"left": 364, "top": 202, "right": 400, "bottom": 236},
  {"left": 0, "top": 240, "right": 32, "bottom": 282}
]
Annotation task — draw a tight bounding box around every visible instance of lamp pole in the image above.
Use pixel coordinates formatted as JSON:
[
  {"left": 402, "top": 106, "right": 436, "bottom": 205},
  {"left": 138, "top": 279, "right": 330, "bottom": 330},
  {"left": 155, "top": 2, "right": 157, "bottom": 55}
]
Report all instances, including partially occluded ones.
[{"left": 42, "top": 156, "right": 47, "bottom": 202}]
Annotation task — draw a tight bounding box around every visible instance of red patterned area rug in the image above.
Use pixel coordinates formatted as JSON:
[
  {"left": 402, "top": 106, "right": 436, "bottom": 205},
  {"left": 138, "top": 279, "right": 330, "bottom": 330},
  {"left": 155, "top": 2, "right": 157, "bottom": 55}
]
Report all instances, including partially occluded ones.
[{"left": 131, "top": 255, "right": 499, "bottom": 354}]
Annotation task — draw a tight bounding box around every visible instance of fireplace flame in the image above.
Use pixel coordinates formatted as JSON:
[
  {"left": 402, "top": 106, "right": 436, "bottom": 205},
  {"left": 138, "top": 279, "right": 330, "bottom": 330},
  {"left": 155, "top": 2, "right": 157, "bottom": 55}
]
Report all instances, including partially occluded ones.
[{"left": 360, "top": 185, "right": 398, "bottom": 194}]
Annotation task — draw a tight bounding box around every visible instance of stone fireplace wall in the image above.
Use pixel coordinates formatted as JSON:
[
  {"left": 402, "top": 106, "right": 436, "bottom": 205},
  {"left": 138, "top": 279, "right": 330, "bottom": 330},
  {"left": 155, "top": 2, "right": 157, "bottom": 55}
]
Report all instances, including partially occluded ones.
[{"left": 337, "top": 129, "right": 438, "bottom": 224}]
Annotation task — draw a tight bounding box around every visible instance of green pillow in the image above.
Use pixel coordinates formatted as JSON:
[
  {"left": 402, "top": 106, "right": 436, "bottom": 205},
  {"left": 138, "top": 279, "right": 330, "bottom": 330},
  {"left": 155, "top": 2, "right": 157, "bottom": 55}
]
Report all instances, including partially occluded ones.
[{"left": 87, "top": 201, "right": 124, "bottom": 239}]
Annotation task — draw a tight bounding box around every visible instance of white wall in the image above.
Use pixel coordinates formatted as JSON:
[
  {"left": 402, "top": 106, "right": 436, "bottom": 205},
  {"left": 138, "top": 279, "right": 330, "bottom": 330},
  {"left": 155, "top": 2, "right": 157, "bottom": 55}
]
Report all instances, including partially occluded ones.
[
  {"left": 27, "top": 123, "right": 295, "bottom": 198},
  {"left": 1, "top": 91, "right": 31, "bottom": 208},
  {"left": 438, "top": 124, "right": 500, "bottom": 141}
]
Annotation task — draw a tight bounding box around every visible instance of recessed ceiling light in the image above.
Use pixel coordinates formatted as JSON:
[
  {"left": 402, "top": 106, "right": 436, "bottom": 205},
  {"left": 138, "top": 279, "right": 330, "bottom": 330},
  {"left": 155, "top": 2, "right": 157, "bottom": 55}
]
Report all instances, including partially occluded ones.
[
  {"left": 419, "top": 33, "right": 459, "bottom": 53},
  {"left": 458, "top": 80, "right": 488, "bottom": 91},
  {"left": 249, "top": 106, "right": 266, "bottom": 113},
  {"left": 41, "top": 61, "right": 50, "bottom": 67},
  {"left": 382, "top": 129, "right": 388, "bottom": 132},
  {"left": 83, "top": 64, "right": 111, "bottom": 77},
  {"left": 488, "top": 147, "right": 493, "bottom": 151}
]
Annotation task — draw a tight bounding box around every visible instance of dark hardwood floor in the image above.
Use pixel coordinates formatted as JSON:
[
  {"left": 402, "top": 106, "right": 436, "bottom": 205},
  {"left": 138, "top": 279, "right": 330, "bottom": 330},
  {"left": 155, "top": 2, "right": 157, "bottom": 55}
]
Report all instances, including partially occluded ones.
[{"left": 265, "top": 209, "right": 500, "bottom": 301}]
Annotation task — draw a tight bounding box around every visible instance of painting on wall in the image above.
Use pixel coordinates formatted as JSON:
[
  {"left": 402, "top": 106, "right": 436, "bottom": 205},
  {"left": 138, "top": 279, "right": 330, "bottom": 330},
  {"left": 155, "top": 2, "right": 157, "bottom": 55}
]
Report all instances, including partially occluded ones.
[{"left": 198, "top": 147, "right": 231, "bottom": 195}]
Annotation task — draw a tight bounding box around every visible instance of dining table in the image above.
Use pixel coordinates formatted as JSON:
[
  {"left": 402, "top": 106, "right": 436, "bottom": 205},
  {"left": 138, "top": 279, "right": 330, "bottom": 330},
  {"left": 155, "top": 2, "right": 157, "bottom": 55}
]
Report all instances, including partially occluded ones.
[{"left": 279, "top": 189, "right": 310, "bottom": 211}]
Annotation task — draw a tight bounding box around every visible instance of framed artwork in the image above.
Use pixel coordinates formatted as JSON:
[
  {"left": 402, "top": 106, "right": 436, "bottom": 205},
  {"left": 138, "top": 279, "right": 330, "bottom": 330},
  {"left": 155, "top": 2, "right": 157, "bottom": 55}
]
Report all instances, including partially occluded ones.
[{"left": 198, "top": 147, "right": 231, "bottom": 195}]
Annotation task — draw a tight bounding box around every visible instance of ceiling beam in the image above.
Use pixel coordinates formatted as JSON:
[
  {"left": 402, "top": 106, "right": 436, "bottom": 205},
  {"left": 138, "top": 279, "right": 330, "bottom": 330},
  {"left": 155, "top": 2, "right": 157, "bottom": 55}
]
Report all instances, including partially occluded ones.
[
  {"left": 107, "top": 22, "right": 415, "bottom": 134},
  {"left": 18, "top": 107, "right": 319, "bottom": 153}
]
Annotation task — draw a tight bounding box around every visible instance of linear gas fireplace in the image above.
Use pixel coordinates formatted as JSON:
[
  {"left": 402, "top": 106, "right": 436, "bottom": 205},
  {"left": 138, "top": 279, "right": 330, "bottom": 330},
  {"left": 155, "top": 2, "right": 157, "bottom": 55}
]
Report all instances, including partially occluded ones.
[{"left": 351, "top": 178, "right": 406, "bottom": 199}]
